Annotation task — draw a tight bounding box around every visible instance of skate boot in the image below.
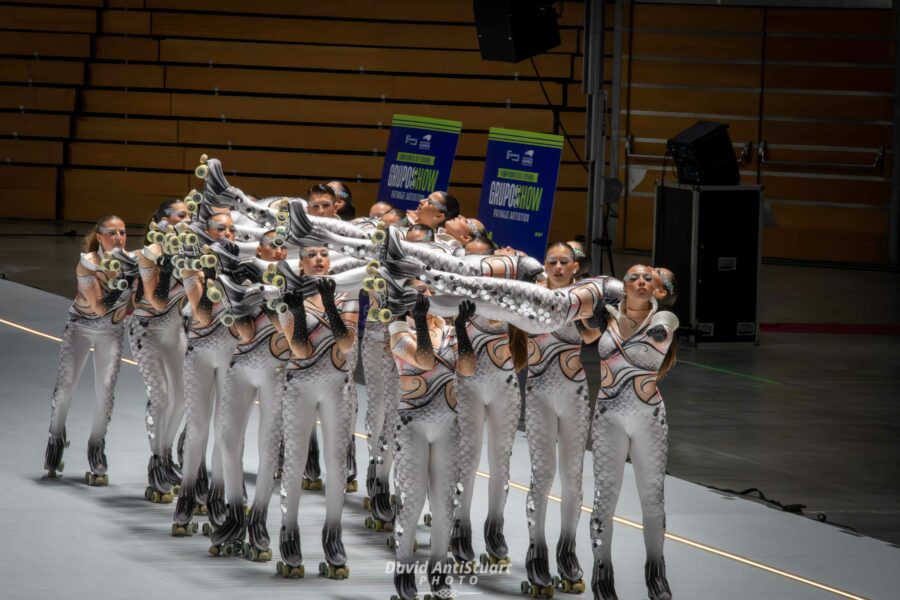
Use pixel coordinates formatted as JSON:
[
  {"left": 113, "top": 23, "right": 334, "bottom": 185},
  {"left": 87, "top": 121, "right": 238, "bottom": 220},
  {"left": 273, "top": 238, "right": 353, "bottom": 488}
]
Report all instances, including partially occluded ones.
[
  {"left": 244, "top": 505, "right": 272, "bottom": 561},
  {"left": 302, "top": 433, "right": 322, "bottom": 490},
  {"left": 43, "top": 430, "right": 68, "bottom": 479},
  {"left": 363, "top": 462, "right": 377, "bottom": 509},
  {"left": 318, "top": 524, "right": 349, "bottom": 579},
  {"left": 176, "top": 428, "right": 186, "bottom": 469},
  {"left": 275, "top": 525, "right": 305, "bottom": 578},
  {"left": 195, "top": 462, "right": 210, "bottom": 503},
  {"left": 591, "top": 560, "right": 618, "bottom": 600},
  {"left": 391, "top": 569, "right": 417, "bottom": 600},
  {"left": 171, "top": 482, "right": 198, "bottom": 537},
  {"left": 275, "top": 440, "right": 285, "bottom": 480},
  {"left": 521, "top": 541, "right": 555, "bottom": 598},
  {"left": 345, "top": 437, "right": 358, "bottom": 493},
  {"left": 163, "top": 448, "right": 182, "bottom": 493},
  {"left": 144, "top": 455, "right": 174, "bottom": 503},
  {"left": 451, "top": 519, "right": 476, "bottom": 566},
  {"left": 365, "top": 479, "right": 394, "bottom": 531},
  {"left": 84, "top": 438, "right": 108, "bottom": 486},
  {"left": 645, "top": 558, "right": 672, "bottom": 600},
  {"left": 209, "top": 503, "right": 247, "bottom": 557},
  {"left": 481, "top": 517, "right": 511, "bottom": 567},
  {"left": 553, "top": 537, "right": 585, "bottom": 593},
  {"left": 425, "top": 559, "right": 452, "bottom": 600},
  {"left": 207, "top": 480, "right": 227, "bottom": 525}
]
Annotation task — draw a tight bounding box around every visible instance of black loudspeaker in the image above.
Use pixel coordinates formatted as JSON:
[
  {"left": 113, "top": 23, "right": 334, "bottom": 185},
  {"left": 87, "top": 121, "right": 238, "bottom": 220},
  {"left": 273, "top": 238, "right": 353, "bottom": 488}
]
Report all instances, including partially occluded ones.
[
  {"left": 653, "top": 183, "right": 762, "bottom": 343},
  {"left": 474, "top": 0, "right": 561, "bottom": 63},
  {"left": 666, "top": 121, "right": 740, "bottom": 186}
]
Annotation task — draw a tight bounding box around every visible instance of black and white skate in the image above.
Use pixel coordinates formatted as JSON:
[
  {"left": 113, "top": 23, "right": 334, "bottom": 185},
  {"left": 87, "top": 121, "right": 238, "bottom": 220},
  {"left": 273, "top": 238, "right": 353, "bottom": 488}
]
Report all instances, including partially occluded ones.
[
  {"left": 364, "top": 462, "right": 377, "bottom": 503},
  {"left": 276, "top": 525, "right": 305, "bottom": 578},
  {"left": 162, "top": 449, "right": 182, "bottom": 491},
  {"left": 176, "top": 428, "right": 186, "bottom": 469},
  {"left": 645, "top": 558, "right": 672, "bottom": 600},
  {"left": 44, "top": 431, "right": 67, "bottom": 478},
  {"left": 144, "top": 455, "right": 174, "bottom": 503},
  {"left": 482, "top": 517, "right": 510, "bottom": 567},
  {"left": 245, "top": 505, "right": 272, "bottom": 561},
  {"left": 84, "top": 438, "right": 108, "bottom": 486},
  {"left": 392, "top": 570, "right": 417, "bottom": 600},
  {"left": 171, "top": 484, "right": 197, "bottom": 537},
  {"left": 206, "top": 480, "right": 227, "bottom": 527},
  {"left": 318, "top": 524, "right": 349, "bottom": 579},
  {"left": 345, "top": 439, "right": 358, "bottom": 493},
  {"left": 553, "top": 536, "right": 585, "bottom": 593},
  {"left": 451, "top": 519, "right": 476, "bottom": 564},
  {"left": 427, "top": 559, "right": 453, "bottom": 599},
  {"left": 303, "top": 430, "right": 322, "bottom": 487},
  {"left": 195, "top": 463, "right": 210, "bottom": 503},
  {"left": 209, "top": 504, "right": 247, "bottom": 556},
  {"left": 591, "top": 560, "right": 619, "bottom": 600},
  {"left": 522, "top": 541, "right": 554, "bottom": 597}
]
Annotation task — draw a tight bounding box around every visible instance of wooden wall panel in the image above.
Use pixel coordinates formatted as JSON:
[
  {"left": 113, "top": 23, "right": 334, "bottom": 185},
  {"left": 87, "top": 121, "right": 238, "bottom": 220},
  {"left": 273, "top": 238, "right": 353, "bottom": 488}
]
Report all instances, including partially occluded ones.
[
  {"left": 0, "top": 32, "right": 90, "bottom": 58},
  {"left": 0, "top": 113, "right": 70, "bottom": 138},
  {"left": 0, "top": 59, "right": 84, "bottom": 86},
  {"left": 0, "top": 86, "right": 75, "bottom": 112},
  {"left": 94, "top": 36, "right": 159, "bottom": 62},
  {"left": 0, "top": 166, "right": 57, "bottom": 219},
  {"left": 0, "top": 140, "right": 64, "bottom": 164},
  {"left": 0, "top": 5, "right": 96, "bottom": 33},
  {"left": 80, "top": 90, "right": 172, "bottom": 116}
]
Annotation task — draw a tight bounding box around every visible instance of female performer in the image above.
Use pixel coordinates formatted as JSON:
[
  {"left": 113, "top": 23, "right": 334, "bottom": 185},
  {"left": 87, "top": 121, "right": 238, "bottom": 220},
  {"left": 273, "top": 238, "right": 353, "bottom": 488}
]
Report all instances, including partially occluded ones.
[
  {"left": 388, "top": 289, "right": 475, "bottom": 600},
  {"left": 522, "top": 242, "right": 593, "bottom": 596},
  {"left": 583, "top": 264, "right": 678, "bottom": 600},
  {"left": 276, "top": 245, "right": 358, "bottom": 579},
  {"left": 451, "top": 248, "right": 526, "bottom": 568},
  {"left": 130, "top": 200, "right": 190, "bottom": 500},
  {"left": 170, "top": 212, "right": 239, "bottom": 529},
  {"left": 44, "top": 216, "right": 134, "bottom": 486}
]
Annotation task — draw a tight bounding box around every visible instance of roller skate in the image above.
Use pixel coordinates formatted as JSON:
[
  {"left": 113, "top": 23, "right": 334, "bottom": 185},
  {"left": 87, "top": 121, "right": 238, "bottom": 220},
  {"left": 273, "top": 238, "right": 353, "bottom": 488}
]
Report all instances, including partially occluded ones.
[
  {"left": 162, "top": 448, "right": 182, "bottom": 494},
  {"left": 318, "top": 524, "right": 350, "bottom": 579},
  {"left": 552, "top": 537, "right": 585, "bottom": 593},
  {"left": 208, "top": 504, "right": 246, "bottom": 557},
  {"left": 423, "top": 513, "right": 432, "bottom": 527},
  {"left": 176, "top": 428, "right": 186, "bottom": 469},
  {"left": 302, "top": 432, "right": 323, "bottom": 490},
  {"left": 144, "top": 455, "right": 174, "bottom": 503},
  {"left": 521, "top": 541, "right": 555, "bottom": 598},
  {"left": 366, "top": 479, "right": 394, "bottom": 531},
  {"left": 171, "top": 483, "right": 199, "bottom": 537},
  {"left": 83, "top": 438, "right": 108, "bottom": 486},
  {"left": 275, "top": 525, "right": 305, "bottom": 578},
  {"left": 43, "top": 430, "right": 68, "bottom": 479},
  {"left": 363, "top": 462, "right": 377, "bottom": 509},
  {"left": 645, "top": 558, "right": 672, "bottom": 600},
  {"left": 591, "top": 560, "right": 618, "bottom": 600},
  {"left": 481, "top": 517, "right": 511, "bottom": 568},
  {"left": 391, "top": 569, "right": 417, "bottom": 600},
  {"left": 345, "top": 438, "right": 358, "bottom": 493},
  {"left": 195, "top": 463, "right": 210, "bottom": 503},
  {"left": 244, "top": 505, "right": 272, "bottom": 561},
  {"left": 451, "top": 519, "right": 476, "bottom": 568},
  {"left": 425, "top": 559, "right": 453, "bottom": 600},
  {"left": 205, "top": 480, "right": 227, "bottom": 527}
]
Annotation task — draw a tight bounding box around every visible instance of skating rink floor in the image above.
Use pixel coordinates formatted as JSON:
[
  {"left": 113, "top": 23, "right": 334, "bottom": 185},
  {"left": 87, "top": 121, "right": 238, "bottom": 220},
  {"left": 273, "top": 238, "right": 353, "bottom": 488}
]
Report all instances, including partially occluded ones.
[{"left": 0, "top": 278, "right": 896, "bottom": 600}]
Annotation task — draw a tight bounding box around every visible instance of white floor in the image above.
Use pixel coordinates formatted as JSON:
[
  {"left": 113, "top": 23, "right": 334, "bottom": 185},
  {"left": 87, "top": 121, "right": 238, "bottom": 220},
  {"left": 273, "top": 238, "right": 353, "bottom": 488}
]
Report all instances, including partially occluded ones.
[{"left": 0, "top": 279, "right": 895, "bottom": 600}]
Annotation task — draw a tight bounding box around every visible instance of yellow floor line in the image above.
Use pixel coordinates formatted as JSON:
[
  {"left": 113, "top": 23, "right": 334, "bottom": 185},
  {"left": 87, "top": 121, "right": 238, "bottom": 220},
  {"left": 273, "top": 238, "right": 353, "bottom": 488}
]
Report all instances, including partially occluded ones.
[{"left": 0, "top": 316, "right": 867, "bottom": 600}]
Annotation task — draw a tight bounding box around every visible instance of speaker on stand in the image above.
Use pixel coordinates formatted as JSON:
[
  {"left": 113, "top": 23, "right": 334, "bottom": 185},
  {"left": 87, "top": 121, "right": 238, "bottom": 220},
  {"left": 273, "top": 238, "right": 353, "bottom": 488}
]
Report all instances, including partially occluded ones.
[{"left": 473, "top": 0, "right": 561, "bottom": 63}]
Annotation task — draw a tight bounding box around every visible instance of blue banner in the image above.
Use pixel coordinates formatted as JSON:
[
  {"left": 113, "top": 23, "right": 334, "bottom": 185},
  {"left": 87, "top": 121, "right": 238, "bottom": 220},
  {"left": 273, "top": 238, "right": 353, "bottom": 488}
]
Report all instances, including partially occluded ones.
[
  {"left": 377, "top": 114, "right": 462, "bottom": 210},
  {"left": 476, "top": 127, "right": 564, "bottom": 260}
]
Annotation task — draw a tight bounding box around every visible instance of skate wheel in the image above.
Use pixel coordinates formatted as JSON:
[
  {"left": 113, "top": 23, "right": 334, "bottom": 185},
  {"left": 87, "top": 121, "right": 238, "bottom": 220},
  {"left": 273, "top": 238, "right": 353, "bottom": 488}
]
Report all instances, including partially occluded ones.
[
  {"left": 223, "top": 544, "right": 234, "bottom": 557},
  {"left": 172, "top": 484, "right": 181, "bottom": 496},
  {"left": 362, "top": 496, "right": 370, "bottom": 510},
  {"left": 244, "top": 505, "right": 251, "bottom": 516},
  {"left": 97, "top": 474, "right": 108, "bottom": 486},
  {"left": 365, "top": 516, "right": 373, "bottom": 529},
  {"left": 345, "top": 480, "right": 358, "bottom": 493},
  {"left": 191, "top": 522, "right": 198, "bottom": 533},
  {"left": 195, "top": 164, "right": 209, "bottom": 179},
  {"left": 423, "top": 513, "right": 432, "bottom": 526},
  {"left": 84, "top": 472, "right": 92, "bottom": 485},
  {"left": 208, "top": 545, "right": 220, "bottom": 556},
  {"left": 522, "top": 582, "right": 531, "bottom": 594},
  {"left": 386, "top": 537, "right": 395, "bottom": 549},
  {"left": 202, "top": 522, "right": 211, "bottom": 536},
  {"left": 372, "top": 229, "right": 386, "bottom": 243}
]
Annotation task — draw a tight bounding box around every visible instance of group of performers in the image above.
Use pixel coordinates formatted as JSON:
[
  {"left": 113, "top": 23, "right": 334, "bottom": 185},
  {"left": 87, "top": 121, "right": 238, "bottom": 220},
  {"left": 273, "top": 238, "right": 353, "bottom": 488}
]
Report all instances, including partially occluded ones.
[{"left": 43, "top": 155, "right": 679, "bottom": 600}]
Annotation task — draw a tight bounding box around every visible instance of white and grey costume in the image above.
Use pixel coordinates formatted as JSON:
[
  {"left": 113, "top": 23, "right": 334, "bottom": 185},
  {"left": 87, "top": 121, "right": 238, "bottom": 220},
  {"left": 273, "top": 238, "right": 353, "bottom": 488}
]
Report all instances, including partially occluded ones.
[
  {"left": 130, "top": 244, "right": 188, "bottom": 497},
  {"left": 388, "top": 315, "right": 460, "bottom": 600},
  {"left": 278, "top": 291, "right": 358, "bottom": 575},
  {"left": 524, "top": 321, "right": 591, "bottom": 592},
  {"left": 589, "top": 301, "right": 678, "bottom": 600},
  {"left": 172, "top": 284, "right": 238, "bottom": 525},
  {"left": 452, "top": 316, "right": 519, "bottom": 564},
  {"left": 206, "top": 305, "right": 289, "bottom": 557},
  {"left": 45, "top": 250, "right": 133, "bottom": 481}
]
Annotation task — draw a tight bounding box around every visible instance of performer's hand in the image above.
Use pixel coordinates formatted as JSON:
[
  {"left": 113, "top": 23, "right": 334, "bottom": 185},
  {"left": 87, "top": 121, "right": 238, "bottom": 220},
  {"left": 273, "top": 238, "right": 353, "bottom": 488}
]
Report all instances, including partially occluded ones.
[
  {"left": 315, "top": 277, "right": 337, "bottom": 299},
  {"left": 411, "top": 293, "right": 430, "bottom": 319},
  {"left": 457, "top": 299, "right": 476, "bottom": 322},
  {"left": 647, "top": 324, "right": 667, "bottom": 342}
]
